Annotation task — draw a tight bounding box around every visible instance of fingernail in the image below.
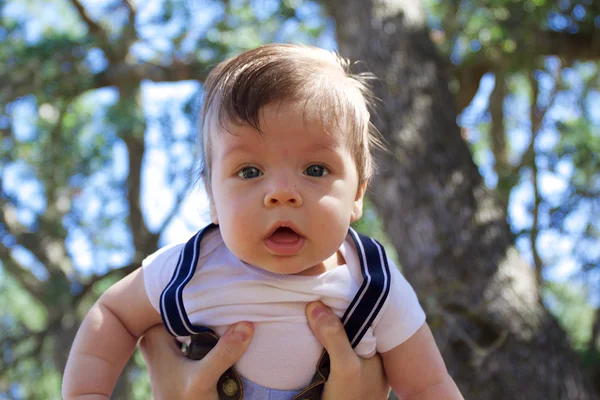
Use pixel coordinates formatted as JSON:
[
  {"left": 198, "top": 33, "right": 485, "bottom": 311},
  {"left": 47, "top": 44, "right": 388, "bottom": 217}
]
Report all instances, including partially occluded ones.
[
  {"left": 311, "top": 305, "right": 331, "bottom": 321},
  {"left": 231, "top": 323, "right": 252, "bottom": 342}
]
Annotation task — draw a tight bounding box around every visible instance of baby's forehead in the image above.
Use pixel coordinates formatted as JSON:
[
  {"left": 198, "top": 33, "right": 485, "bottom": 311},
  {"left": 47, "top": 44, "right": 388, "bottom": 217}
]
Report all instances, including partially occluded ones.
[
  {"left": 209, "top": 98, "right": 354, "bottom": 139},
  {"left": 220, "top": 104, "right": 348, "bottom": 142}
]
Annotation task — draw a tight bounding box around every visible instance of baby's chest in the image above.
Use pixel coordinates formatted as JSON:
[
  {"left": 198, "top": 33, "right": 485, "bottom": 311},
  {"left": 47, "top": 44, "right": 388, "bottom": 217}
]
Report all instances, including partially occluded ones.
[{"left": 182, "top": 273, "right": 356, "bottom": 325}]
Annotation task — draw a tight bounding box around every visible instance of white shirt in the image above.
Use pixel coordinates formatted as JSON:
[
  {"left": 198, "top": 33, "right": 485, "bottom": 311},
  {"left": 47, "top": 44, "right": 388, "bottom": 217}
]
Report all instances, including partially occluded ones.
[{"left": 143, "top": 228, "right": 425, "bottom": 390}]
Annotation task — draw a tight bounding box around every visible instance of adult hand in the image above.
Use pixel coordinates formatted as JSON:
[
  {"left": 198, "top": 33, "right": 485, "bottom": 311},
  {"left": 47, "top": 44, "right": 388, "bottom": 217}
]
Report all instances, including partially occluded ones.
[
  {"left": 140, "top": 303, "right": 388, "bottom": 400},
  {"left": 306, "top": 302, "right": 390, "bottom": 400},
  {"left": 139, "top": 322, "right": 254, "bottom": 400}
]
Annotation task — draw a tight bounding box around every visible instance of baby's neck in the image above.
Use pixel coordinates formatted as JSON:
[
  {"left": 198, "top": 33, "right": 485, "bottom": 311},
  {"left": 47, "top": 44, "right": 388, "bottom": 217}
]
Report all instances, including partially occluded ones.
[{"left": 293, "top": 251, "right": 345, "bottom": 276}]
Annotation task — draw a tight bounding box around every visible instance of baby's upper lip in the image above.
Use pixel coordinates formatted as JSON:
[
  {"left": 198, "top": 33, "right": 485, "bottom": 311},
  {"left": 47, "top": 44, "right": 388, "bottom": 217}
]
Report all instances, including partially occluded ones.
[{"left": 265, "top": 222, "right": 305, "bottom": 238}]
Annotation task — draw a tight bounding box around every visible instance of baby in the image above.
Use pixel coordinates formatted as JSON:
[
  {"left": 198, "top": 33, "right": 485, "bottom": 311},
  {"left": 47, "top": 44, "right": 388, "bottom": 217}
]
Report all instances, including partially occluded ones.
[{"left": 63, "top": 44, "right": 463, "bottom": 400}]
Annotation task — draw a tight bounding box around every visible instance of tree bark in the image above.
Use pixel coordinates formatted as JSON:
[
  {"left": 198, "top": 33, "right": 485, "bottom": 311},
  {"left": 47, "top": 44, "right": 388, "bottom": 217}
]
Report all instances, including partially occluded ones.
[{"left": 323, "top": 0, "right": 598, "bottom": 398}]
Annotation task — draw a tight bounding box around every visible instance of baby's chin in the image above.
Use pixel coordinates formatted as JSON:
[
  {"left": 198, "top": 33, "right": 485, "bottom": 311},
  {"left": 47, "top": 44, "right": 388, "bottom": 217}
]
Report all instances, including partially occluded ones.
[
  {"left": 236, "top": 252, "right": 329, "bottom": 276},
  {"left": 247, "top": 252, "right": 341, "bottom": 277}
]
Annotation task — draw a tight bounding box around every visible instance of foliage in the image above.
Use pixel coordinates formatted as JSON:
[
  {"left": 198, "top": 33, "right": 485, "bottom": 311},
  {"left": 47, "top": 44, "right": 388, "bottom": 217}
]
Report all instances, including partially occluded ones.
[
  {"left": 0, "top": 0, "right": 598, "bottom": 398},
  {"left": 0, "top": 0, "right": 328, "bottom": 397},
  {"left": 425, "top": 0, "right": 599, "bottom": 344},
  {"left": 544, "top": 280, "right": 596, "bottom": 351},
  {"left": 352, "top": 197, "right": 399, "bottom": 267}
]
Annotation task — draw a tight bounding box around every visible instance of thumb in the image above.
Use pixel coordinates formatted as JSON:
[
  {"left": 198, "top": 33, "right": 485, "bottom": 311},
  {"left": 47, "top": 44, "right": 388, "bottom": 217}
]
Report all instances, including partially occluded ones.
[
  {"left": 188, "top": 322, "right": 254, "bottom": 388},
  {"left": 306, "top": 302, "right": 359, "bottom": 377}
]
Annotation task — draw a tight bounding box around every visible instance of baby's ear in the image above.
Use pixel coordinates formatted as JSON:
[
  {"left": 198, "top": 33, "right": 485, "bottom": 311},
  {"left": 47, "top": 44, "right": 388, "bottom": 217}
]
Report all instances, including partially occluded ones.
[{"left": 351, "top": 181, "right": 367, "bottom": 222}]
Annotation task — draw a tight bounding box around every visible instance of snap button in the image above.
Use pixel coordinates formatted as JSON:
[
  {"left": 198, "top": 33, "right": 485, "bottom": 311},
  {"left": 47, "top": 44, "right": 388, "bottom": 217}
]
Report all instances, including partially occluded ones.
[{"left": 222, "top": 378, "right": 239, "bottom": 396}]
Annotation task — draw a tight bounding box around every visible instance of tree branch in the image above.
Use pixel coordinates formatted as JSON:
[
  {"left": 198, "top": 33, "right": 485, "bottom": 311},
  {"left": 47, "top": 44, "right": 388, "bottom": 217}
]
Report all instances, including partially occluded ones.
[
  {"left": 69, "top": 0, "right": 107, "bottom": 38},
  {"left": 528, "top": 64, "right": 561, "bottom": 291},
  {"left": 3, "top": 59, "right": 210, "bottom": 104},
  {"left": 454, "top": 63, "right": 490, "bottom": 113},
  {"left": 121, "top": 125, "right": 156, "bottom": 264},
  {"left": 490, "top": 69, "right": 508, "bottom": 173},
  {"left": 68, "top": 0, "right": 114, "bottom": 61},
  {"left": 454, "top": 30, "right": 599, "bottom": 111},
  {"left": 0, "top": 243, "right": 44, "bottom": 304},
  {"left": 96, "top": 60, "right": 211, "bottom": 87},
  {"left": 114, "top": 90, "right": 161, "bottom": 265},
  {"left": 123, "top": 0, "right": 137, "bottom": 28},
  {"left": 536, "top": 30, "right": 600, "bottom": 62},
  {"left": 0, "top": 335, "right": 44, "bottom": 379},
  {"left": 589, "top": 307, "right": 600, "bottom": 353},
  {"left": 118, "top": 0, "right": 139, "bottom": 59},
  {"left": 529, "top": 128, "right": 542, "bottom": 292},
  {"left": 74, "top": 262, "right": 138, "bottom": 303},
  {"left": 157, "top": 186, "right": 191, "bottom": 234},
  {"left": 0, "top": 317, "right": 62, "bottom": 379},
  {"left": 0, "top": 196, "right": 53, "bottom": 277}
]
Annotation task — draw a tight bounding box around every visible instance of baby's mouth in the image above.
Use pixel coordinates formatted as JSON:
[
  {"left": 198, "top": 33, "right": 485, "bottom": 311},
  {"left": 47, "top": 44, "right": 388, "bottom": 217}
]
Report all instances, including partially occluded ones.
[
  {"left": 264, "top": 225, "right": 306, "bottom": 255},
  {"left": 268, "top": 227, "right": 303, "bottom": 243}
]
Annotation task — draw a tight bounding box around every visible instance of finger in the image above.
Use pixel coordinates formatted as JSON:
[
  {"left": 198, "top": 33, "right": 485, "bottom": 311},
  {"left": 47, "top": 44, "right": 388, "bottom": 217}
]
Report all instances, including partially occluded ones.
[
  {"left": 187, "top": 322, "right": 254, "bottom": 389},
  {"left": 139, "top": 324, "right": 182, "bottom": 363},
  {"left": 305, "top": 302, "right": 360, "bottom": 379},
  {"left": 139, "top": 325, "right": 191, "bottom": 399}
]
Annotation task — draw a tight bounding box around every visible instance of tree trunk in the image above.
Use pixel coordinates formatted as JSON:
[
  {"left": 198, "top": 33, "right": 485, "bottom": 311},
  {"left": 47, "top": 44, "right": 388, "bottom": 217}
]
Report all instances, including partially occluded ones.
[{"left": 324, "top": 0, "right": 598, "bottom": 398}]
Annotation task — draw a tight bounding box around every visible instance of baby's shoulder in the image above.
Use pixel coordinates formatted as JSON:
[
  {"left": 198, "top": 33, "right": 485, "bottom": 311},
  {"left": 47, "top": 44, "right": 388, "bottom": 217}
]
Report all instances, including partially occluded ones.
[
  {"left": 142, "top": 227, "right": 225, "bottom": 270},
  {"left": 142, "top": 242, "right": 185, "bottom": 269},
  {"left": 341, "top": 233, "right": 397, "bottom": 276}
]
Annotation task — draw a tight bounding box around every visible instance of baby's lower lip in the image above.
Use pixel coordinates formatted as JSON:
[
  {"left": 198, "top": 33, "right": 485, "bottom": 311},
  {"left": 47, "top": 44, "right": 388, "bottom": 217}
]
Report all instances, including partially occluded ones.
[{"left": 264, "top": 236, "right": 305, "bottom": 255}]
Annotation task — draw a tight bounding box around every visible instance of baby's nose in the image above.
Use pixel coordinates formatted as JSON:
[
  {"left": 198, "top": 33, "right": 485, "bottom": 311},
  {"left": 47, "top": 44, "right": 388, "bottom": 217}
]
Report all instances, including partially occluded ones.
[{"left": 264, "top": 185, "right": 303, "bottom": 207}]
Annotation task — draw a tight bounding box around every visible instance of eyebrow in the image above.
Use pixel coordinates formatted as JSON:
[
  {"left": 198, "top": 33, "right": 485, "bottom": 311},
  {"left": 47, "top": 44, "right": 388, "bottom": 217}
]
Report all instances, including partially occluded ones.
[
  {"left": 221, "top": 145, "right": 254, "bottom": 161},
  {"left": 220, "top": 139, "right": 342, "bottom": 162},
  {"left": 305, "top": 142, "right": 341, "bottom": 153}
]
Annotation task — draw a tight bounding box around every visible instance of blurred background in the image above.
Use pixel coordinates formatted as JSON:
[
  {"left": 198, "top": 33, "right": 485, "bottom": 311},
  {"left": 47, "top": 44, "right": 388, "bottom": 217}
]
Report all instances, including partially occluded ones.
[{"left": 0, "top": 0, "right": 598, "bottom": 399}]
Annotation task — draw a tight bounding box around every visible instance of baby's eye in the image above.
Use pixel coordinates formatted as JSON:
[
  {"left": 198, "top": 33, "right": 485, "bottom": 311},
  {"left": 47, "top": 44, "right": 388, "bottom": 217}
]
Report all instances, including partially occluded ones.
[
  {"left": 237, "top": 166, "right": 263, "bottom": 179},
  {"left": 304, "top": 165, "right": 329, "bottom": 177}
]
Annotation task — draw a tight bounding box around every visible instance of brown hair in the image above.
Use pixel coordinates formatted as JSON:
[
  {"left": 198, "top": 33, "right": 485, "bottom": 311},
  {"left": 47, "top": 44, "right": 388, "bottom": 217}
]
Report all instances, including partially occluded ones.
[{"left": 199, "top": 43, "right": 383, "bottom": 191}]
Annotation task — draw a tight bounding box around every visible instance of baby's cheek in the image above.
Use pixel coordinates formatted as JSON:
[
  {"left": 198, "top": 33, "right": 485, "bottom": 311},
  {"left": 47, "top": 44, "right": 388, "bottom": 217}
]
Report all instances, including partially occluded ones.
[
  {"left": 319, "top": 197, "right": 354, "bottom": 221},
  {"left": 219, "top": 222, "right": 246, "bottom": 254}
]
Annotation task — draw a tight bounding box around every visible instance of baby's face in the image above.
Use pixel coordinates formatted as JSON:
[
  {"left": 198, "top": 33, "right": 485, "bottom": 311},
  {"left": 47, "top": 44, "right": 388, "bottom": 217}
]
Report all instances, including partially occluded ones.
[{"left": 208, "top": 100, "right": 365, "bottom": 275}]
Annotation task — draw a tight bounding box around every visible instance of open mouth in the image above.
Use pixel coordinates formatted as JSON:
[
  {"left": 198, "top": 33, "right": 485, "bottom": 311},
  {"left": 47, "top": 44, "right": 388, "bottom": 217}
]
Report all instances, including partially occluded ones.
[
  {"left": 264, "top": 225, "right": 305, "bottom": 255},
  {"left": 268, "top": 226, "right": 303, "bottom": 243}
]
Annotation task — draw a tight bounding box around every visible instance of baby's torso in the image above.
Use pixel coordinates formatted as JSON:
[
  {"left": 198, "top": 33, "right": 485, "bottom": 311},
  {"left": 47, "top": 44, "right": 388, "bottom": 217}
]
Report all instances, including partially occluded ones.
[
  {"left": 177, "top": 232, "right": 376, "bottom": 390},
  {"left": 145, "top": 226, "right": 426, "bottom": 393}
]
